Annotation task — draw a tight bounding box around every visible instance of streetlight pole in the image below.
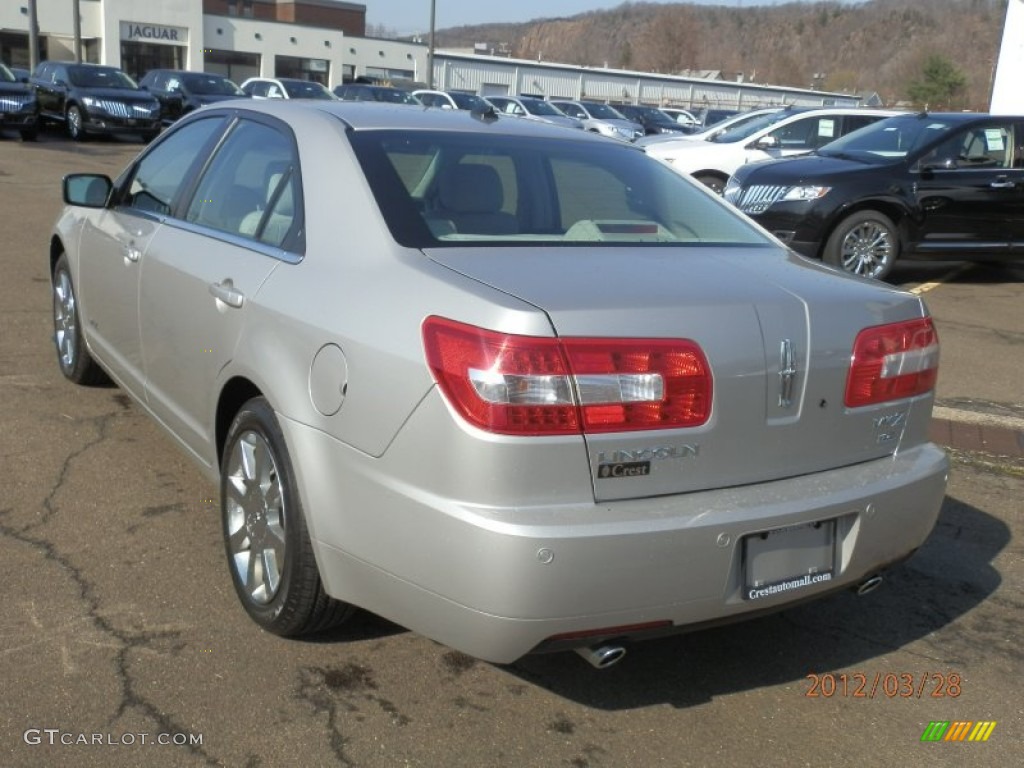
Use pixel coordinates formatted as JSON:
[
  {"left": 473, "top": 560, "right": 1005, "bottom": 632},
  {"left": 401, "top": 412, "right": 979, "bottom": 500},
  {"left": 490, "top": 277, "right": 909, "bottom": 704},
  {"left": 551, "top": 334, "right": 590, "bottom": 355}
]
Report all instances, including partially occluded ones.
[{"left": 427, "top": 0, "right": 436, "bottom": 89}]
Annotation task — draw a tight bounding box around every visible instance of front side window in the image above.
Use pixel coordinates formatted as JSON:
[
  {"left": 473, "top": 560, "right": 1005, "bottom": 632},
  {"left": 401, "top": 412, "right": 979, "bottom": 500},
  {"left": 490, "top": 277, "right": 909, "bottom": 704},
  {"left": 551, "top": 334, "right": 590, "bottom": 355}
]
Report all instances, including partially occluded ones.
[
  {"left": 919, "top": 123, "right": 1017, "bottom": 170},
  {"left": 351, "top": 130, "right": 773, "bottom": 250},
  {"left": 768, "top": 116, "right": 836, "bottom": 150},
  {"left": 121, "top": 118, "right": 223, "bottom": 215},
  {"left": 555, "top": 103, "right": 584, "bottom": 119}
]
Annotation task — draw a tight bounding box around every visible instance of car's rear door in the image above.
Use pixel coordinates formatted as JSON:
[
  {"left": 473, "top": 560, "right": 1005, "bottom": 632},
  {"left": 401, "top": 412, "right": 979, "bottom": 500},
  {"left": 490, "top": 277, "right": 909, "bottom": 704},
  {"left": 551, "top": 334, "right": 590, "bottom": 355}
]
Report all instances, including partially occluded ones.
[{"left": 138, "top": 114, "right": 300, "bottom": 468}]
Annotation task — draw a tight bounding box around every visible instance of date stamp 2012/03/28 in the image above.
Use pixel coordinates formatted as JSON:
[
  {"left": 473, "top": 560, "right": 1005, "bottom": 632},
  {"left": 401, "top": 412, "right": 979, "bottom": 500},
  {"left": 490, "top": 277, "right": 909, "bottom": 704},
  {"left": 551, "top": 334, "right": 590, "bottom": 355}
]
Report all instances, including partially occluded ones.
[{"left": 804, "top": 672, "right": 962, "bottom": 699}]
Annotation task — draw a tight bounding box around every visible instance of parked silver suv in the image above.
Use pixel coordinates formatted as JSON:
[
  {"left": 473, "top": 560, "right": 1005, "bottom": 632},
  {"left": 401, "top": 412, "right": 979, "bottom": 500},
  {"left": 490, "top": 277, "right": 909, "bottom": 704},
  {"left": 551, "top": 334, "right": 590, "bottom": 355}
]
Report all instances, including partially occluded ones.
[{"left": 550, "top": 99, "right": 644, "bottom": 141}]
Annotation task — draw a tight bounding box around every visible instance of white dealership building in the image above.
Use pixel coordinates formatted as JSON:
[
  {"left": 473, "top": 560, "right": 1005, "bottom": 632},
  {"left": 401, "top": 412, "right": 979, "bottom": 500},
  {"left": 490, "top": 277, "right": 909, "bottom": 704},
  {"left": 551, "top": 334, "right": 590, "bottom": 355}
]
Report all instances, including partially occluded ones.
[
  {"left": 0, "top": 0, "right": 426, "bottom": 86},
  {"left": 1, "top": 0, "right": 855, "bottom": 109}
]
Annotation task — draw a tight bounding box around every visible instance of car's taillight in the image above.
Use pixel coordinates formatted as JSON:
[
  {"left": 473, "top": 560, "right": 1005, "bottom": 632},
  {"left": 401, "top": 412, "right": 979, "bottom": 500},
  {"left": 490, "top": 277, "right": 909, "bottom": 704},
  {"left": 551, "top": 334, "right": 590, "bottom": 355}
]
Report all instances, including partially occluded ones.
[
  {"left": 845, "top": 317, "right": 939, "bottom": 408},
  {"left": 422, "top": 317, "right": 711, "bottom": 436}
]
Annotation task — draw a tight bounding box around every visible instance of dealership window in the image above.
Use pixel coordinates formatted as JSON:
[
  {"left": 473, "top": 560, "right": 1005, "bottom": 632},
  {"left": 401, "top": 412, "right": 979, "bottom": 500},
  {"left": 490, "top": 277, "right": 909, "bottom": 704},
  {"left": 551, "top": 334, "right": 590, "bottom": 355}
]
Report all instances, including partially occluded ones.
[
  {"left": 226, "top": 0, "right": 253, "bottom": 17},
  {"left": 204, "top": 49, "right": 261, "bottom": 86},
  {"left": 364, "top": 67, "right": 415, "bottom": 82},
  {"left": 121, "top": 41, "right": 183, "bottom": 81},
  {"left": 275, "top": 55, "right": 329, "bottom": 86}
]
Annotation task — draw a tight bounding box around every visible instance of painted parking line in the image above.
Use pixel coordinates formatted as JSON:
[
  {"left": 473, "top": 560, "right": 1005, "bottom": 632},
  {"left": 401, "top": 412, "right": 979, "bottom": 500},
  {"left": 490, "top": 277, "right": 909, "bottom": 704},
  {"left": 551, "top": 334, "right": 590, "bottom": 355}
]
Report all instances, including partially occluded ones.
[{"left": 908, "top": 264, "right": 974, "bottom": 295}]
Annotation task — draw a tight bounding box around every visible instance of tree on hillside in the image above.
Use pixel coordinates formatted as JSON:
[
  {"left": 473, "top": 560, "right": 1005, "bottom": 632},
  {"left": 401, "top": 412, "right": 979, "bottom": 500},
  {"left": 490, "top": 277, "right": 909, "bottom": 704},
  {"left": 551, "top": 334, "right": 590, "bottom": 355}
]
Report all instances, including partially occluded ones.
[
  {"left": 635, "top": 7, "right": 698, "bottom": 74},
  {"left": 906, "top": 54, "right": 968, "bottom": 109}
]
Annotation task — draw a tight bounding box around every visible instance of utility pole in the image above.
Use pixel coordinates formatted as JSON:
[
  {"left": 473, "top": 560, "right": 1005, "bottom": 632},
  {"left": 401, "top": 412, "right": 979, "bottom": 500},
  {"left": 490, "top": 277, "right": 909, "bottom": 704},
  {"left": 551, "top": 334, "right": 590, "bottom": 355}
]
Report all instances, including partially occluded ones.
[
  {"left": 427, "top": 0, "right": 436, "bottom": 89},
  {"left": 28, "top": 0, "right": 40, "bottom": 72},
  {"left": 73, "top": 0, "right": 83, "bottom": 63}
]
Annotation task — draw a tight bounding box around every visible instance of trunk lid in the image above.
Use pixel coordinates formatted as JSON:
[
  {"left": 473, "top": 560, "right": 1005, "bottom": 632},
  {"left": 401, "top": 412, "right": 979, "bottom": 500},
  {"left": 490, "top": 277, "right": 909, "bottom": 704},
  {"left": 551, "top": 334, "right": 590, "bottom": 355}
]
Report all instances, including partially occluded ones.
[{"left": 426, "top": 246, "right": 932, "bottom": 502}]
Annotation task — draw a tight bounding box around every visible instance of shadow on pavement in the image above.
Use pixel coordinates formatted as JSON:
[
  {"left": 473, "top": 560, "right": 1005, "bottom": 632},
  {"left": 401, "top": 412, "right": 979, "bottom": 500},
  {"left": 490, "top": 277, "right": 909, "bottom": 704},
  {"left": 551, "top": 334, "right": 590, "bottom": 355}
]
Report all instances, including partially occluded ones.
[{"left": 499, "top": 493, "right": 1008, "bottom": 709}]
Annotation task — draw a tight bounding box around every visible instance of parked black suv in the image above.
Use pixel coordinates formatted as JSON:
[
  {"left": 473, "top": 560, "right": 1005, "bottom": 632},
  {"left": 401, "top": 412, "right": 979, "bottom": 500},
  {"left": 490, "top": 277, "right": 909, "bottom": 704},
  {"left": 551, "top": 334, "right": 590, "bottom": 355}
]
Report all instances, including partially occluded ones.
[
  {"left": 725, "top": 111, "right": 1024, "bottom": 280},
  {"left": 0, "top": 62, "right": 38, "bottom": 140},
  {"left": 138, "top": 69, "right": 246, "bottom": 125},
  {"left": 31, "top": 61, "right": 161, "bottom": 142},
  {"left": 615, "top": 104, "right": 690, "bottom": 136}
]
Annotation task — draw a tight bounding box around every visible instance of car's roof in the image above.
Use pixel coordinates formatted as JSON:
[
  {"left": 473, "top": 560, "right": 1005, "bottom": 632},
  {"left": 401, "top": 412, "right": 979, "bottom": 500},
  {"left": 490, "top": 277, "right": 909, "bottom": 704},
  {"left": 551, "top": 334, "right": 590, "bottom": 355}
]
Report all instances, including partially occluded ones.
[
  {"left": 193, "top": 99, "right": 617, "bottom": 140},
  {"left": 884, "top": 111, "right": 1003, "bottom": 123},
  {"left": 151, "top": 69, "right": 229, "bottom": 77}
]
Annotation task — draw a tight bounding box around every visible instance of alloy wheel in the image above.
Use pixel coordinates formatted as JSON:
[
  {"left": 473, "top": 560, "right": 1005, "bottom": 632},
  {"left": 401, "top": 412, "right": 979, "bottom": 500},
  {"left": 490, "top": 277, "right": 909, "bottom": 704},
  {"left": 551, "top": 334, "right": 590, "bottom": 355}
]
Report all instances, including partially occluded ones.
[{"left": 224, "top": 430, "right": 287, "bottom": 605}]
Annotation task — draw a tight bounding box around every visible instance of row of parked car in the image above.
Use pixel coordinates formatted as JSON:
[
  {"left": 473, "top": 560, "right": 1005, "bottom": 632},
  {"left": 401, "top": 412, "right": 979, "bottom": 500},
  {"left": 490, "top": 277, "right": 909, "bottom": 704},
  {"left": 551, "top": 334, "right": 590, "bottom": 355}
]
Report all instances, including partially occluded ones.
[
  {"left": 10, "top": 61, "right": 1013, "bottom": 283},
  {"left": 0, "top": 60, "right": 715, "bottom": 145}
]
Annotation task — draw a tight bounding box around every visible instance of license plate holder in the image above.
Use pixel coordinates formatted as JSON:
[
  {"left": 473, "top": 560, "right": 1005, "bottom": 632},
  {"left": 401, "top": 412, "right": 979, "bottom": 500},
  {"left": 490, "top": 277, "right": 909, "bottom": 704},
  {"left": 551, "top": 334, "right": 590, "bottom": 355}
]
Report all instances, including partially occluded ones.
[{"left": 743, "top": 520, "right": 835, "bottom": 600}]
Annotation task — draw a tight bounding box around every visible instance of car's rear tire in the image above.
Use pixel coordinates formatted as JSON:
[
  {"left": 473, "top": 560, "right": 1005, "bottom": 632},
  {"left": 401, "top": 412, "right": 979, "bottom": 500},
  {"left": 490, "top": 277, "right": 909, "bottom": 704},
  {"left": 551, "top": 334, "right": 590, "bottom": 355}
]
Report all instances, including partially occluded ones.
[
  {"left": 66, "top": 105, "right": 86, "bottom": 141},
  {"left": 221, "top": 397, "right": 354, "bottom": 636},
  {"left": 52, "top": 253, "right": 109, "bottom": 386},
  {"left": 695, "top": 173, "right": 727, "bottom": 195},
  {"left": 823, "top": 210, "right": 899, "bottom": 280}
]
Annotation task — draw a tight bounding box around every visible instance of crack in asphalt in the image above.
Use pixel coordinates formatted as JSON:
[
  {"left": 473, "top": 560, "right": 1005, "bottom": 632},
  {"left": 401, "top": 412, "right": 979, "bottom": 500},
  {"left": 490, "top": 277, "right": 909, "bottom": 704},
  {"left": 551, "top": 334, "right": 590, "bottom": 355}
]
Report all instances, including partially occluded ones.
[
  {"left": 0, "top": 407, "right": 222, "bottom": 766},
  {"left": 294, "top": 663, "right": 413, "bottom": 765}
]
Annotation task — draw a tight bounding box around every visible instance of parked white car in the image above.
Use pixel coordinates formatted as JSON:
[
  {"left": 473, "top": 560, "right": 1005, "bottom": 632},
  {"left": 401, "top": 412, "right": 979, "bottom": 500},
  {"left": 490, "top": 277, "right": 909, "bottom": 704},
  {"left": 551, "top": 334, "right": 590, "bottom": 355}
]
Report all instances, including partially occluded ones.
[
  {"left": 660, "top": 107, "right": 700, "bottom": 130},
  {"left": 413, "top": 89, "right": 491, "bottom": 111},
  {"left": 645, "top": 107, "right": 899, "bottom": 193},
  {"left": 240, "top": 77, "right": 335, "bottom": 100}
]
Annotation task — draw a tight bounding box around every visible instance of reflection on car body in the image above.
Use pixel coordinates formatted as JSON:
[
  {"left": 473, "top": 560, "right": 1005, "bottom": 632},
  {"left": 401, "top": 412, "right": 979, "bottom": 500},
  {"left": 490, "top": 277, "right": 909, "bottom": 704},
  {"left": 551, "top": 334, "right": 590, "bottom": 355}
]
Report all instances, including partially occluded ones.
[{"left": 49, "top": 101, "right": 947, "bottom": 667}]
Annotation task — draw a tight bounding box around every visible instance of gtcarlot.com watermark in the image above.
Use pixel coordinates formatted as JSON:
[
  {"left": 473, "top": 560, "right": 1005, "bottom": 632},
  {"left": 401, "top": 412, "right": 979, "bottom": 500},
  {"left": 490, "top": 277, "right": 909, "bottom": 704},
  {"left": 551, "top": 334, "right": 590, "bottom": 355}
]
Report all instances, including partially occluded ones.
[{"left": 24, "top": 728, "right": 203, "bottom": 747}]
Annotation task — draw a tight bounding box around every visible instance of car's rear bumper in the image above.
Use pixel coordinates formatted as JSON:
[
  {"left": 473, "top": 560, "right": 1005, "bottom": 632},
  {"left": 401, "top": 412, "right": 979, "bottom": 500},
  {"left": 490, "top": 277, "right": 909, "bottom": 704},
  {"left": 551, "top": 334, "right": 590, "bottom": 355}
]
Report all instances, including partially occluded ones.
[{"left": 282, "top": 412, "right": 948, "bottom": 664}]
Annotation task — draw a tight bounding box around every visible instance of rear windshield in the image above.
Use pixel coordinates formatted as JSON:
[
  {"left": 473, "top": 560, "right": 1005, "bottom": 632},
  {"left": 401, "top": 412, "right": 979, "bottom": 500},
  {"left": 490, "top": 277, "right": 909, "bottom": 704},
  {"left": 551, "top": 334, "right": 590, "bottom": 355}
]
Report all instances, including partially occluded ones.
[{"left": 349, "top": 129, "right": 774, "bottom": 250}]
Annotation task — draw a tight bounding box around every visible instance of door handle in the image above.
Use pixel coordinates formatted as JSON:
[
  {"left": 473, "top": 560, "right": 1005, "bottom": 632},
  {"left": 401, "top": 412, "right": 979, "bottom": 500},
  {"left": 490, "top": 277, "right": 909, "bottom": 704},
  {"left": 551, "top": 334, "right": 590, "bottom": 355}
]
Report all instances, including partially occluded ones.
[
  {"left": 990, "top": 179, "right": 1016, "bottom": 189},
  {"left": 208, "top": 280, "right": 245, "bottom": 309}
]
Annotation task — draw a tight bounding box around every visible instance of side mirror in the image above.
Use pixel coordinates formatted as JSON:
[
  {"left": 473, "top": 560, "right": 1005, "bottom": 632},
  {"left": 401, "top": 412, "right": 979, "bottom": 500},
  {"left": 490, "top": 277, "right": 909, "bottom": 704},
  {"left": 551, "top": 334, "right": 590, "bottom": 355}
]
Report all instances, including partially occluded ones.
[
  {"left": 922, "top": 157, "right": 958, "bottom": 172},
  {"left": 63, "top": 174, "right": 113, "bottom": 208},
  {"left": 753, "top": 135, "right": 781, "bottom": 150}
]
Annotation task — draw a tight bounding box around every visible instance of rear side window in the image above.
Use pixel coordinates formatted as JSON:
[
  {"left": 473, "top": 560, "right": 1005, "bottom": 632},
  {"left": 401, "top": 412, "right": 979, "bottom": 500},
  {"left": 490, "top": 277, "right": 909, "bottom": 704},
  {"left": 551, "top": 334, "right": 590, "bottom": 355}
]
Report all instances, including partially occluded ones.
[{"left": 185, "top": 118, "right": 302, "bottom": 250}]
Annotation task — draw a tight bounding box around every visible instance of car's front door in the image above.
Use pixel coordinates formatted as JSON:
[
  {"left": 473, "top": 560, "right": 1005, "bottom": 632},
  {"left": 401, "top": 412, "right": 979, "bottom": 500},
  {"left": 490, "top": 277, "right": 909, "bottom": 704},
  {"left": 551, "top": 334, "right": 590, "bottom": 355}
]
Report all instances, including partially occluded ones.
[
  {"left": 911, "top": 119, "right": 1024, "bottom": 255},
  {"left": 76, "top": 116, "right": 224, "bottom": 396},
  {"left": 139, "top": 116, "right": 301, "bottom": 468}
]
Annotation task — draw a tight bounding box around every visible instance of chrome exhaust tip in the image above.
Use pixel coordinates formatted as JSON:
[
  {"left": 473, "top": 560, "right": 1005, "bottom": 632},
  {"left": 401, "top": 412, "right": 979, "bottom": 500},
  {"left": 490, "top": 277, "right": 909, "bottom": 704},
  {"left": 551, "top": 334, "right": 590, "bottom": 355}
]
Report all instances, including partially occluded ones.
[
  {"left": 574, "top": 644, "right": 627, "bottom": 669},
  {"left": 855, "top": 574, "right": 884, "bottom": 596}
]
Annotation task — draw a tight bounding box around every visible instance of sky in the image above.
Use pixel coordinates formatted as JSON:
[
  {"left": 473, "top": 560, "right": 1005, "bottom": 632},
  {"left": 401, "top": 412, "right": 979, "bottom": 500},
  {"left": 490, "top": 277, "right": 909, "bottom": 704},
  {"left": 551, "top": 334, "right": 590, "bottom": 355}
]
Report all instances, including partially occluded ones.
[{"left": 367, "top": 0, "right": 868, "bottom": 36}]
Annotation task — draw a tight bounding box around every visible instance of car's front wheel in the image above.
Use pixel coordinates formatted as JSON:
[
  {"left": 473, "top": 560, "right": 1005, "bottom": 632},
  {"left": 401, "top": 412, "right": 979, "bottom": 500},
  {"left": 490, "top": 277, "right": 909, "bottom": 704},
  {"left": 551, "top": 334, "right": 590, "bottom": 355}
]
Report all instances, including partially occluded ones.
[
  {"left": 66, "top": 105, "right": 86, "bottom": 141},
  {"left": 221, "top": 397, "right": 353, "bottom": 636},
  {"left": 823, "top": 210, "right": 899, "bottom": 280},
  {"left": 694, "top": 173, "right": 727, "bottom": 195},
  {"left": 52, "top": 253, "right": 108, "bottom": 385}
]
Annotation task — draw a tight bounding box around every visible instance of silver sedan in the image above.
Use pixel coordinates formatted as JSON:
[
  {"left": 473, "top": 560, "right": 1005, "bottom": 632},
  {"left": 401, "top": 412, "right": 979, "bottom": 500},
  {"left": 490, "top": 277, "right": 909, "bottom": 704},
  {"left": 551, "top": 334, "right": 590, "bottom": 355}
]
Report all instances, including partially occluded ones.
[{"left": 50, "top": 101, "right": 947, "bottom": 668}]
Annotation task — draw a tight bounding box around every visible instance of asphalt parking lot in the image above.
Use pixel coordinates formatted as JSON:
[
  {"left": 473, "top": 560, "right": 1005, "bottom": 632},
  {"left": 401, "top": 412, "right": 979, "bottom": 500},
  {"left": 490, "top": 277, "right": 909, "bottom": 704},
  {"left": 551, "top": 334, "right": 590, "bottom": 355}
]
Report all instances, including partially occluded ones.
[{"left": 1, "top": 131, "right": 1022, "bottom": 767}]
